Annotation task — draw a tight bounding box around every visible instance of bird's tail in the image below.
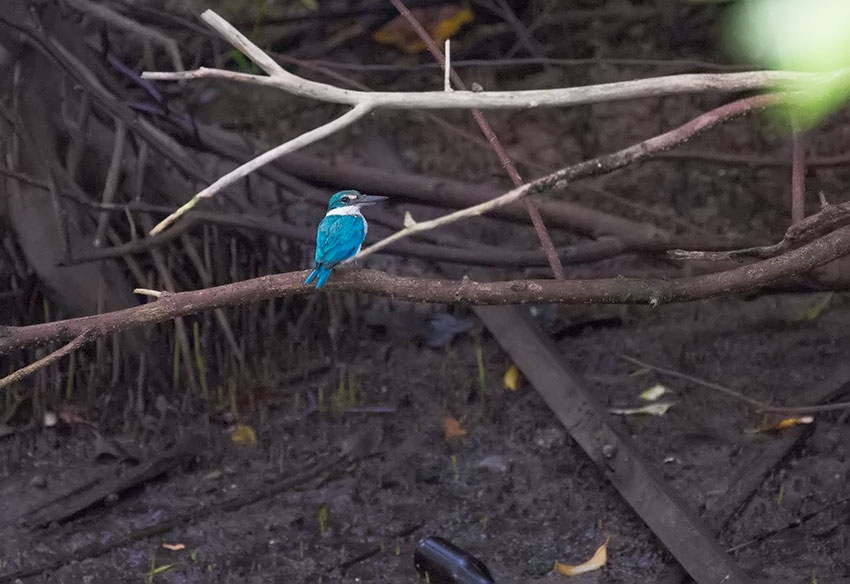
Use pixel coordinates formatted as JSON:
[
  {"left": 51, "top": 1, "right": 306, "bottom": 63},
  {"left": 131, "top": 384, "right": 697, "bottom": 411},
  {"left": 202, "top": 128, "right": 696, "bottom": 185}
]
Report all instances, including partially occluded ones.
[{"left": 304, "top": 265, "right": 333, "bottom": 289}]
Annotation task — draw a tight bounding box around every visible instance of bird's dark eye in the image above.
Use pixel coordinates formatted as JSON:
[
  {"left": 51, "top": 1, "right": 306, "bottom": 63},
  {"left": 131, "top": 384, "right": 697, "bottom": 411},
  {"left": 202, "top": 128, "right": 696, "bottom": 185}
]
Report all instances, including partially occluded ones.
[{"left": 341, "top": 196, "right": 350, "bottom": 203}]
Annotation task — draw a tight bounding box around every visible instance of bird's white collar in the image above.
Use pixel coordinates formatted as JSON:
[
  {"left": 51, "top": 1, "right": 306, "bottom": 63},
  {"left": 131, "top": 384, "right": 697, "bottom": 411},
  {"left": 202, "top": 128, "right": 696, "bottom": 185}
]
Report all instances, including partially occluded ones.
[{"left": 325, "top": 205, "right": 365, "bottom": 217}]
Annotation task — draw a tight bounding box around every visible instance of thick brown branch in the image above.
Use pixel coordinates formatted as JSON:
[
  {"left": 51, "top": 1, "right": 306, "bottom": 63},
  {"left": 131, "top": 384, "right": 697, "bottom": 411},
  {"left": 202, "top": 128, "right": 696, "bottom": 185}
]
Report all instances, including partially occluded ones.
[{"left": 3, "top": 223, "right": 850, "bottom": 355}]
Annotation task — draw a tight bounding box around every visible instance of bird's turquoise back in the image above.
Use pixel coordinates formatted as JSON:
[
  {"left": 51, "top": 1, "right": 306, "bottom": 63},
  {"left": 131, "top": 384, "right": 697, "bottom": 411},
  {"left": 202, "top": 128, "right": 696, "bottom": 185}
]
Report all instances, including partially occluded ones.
[{"left": 314, "top": 214, "right": 366, "bottom": 266}]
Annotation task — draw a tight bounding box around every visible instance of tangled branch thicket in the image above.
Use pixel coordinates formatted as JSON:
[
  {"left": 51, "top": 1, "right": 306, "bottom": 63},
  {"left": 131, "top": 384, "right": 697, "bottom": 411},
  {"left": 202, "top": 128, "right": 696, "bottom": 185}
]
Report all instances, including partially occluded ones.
[{"left": 1, "top": 3, "right": 849, "bottom": 388}]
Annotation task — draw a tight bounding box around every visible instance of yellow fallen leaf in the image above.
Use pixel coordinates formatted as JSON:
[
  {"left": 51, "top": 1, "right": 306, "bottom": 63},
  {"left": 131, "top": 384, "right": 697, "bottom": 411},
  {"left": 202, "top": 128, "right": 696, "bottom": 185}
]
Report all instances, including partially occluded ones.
[
  {"left": 759, "top": 416, "right": 814, "bottom": 433},
  {"left": 443, "top": 415, "right": 467, "bottom": 439},
  {"left": 797, "top": 293, "right": 833, "bottom": 321},
  {"left": 373, "top": 6, "right": 473, "bottom": 53},
  {"left": 639, "top": 384, "right": 668, "bottom": 401},
  {"left": 317, "top": 503, "right": 330, "bottom": 534},
  {"left": 151, "top": 563, "right": 176, "bottom": 576},
  {"left": 555, "top": 536, "right": 609, "bottom": 576},
  {"left": 503, "top": 364, "right": 520, "bottom": 391},
  {"left": 162, "top": 543, "right": 185, "bottom": 551},
  {"left": 231, "top": 423, "right": 257, "bottom": 446}
]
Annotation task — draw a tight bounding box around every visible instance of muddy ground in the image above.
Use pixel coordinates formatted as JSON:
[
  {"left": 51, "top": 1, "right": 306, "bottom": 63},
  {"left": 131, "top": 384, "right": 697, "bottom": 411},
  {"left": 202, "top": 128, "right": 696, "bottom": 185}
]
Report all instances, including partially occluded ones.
[{"left": 2, "top": 1, "right": 850, "bottom": 583}]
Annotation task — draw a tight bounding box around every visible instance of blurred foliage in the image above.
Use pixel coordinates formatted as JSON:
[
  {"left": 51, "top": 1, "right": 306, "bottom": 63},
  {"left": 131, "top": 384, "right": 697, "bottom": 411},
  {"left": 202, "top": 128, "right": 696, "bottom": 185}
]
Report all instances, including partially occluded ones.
[
  {"left": 724, "top": 0, "right": 850, "bottom": 128},
  {"left": 373, "top": 5, "right": 473, "bottom": 53}
]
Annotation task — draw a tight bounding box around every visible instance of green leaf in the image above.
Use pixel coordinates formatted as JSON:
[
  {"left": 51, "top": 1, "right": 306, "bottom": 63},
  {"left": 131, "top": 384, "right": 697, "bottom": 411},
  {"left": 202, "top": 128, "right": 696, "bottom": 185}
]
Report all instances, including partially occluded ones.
[
  {"left": 725, "top": 0, "right": 850, "bottom": 128},
  {"left": 797, "top": 293, "right": 834, "bottom": 321},
  {"left": 231, "top": 49, "right": 257, "bottom": 74},
  {"left": 639, "top": 384, "right": 668, "bottom": 401}
]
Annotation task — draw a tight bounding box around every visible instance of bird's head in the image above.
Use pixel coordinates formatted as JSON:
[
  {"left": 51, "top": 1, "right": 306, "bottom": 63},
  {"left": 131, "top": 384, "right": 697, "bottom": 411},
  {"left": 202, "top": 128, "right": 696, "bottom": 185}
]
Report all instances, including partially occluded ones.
[{"left": 327, "top": 190, "right": 387, "bottom": 211}]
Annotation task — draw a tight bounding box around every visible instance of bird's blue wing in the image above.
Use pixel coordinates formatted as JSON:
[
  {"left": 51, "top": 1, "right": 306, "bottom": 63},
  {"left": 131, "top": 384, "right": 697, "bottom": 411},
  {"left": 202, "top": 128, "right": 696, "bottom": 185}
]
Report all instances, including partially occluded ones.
[{"left": 314, "top": 215, "right": 365, "bottom": 267}]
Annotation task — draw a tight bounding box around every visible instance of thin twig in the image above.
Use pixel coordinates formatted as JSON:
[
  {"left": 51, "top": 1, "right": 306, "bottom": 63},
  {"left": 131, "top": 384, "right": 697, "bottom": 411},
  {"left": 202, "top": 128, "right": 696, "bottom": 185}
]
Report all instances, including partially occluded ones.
[
  {"left": 791, "top": 123, "right": 806, "bottom": 224},
  {"left": 388, "top": 0, "right": 565, "bottom": 278},
  {"left": 490, "top": 0, "right": 547, "bottom": 58},
  {"left": 0, "top": 334, "right": 90, "bottom": 390},
  {"left": 94, "top": 120, "right": 127, "bottom": 247},
  {"left": 0, "top": 103, "right": 72, "bottom": 264},
  {"left": 355, "top": 94, "right": 777, "bottom": 261},
  {"left": 622, "top": 355, "right": 850, "bottom": 414},
  {"left": 669, "top": 200, "right": 850, "bottom": 261},
  {"left": 275, "top": 55, "right": 750, "bottom": 74},
  {"left": 443, "top": 39, "right": 451, "bottom": 92},
  {"left": 726, "top": 493, "right": 850, "bottom": 553},
  {"left": 133, "top": 289, "right": 165, "bottom": 298},
  {"left": 65, "top": 0, "right": 185, "bottom": 71},
  {"left": 657, "top": 150, "right": 850, "bottom": 168}
]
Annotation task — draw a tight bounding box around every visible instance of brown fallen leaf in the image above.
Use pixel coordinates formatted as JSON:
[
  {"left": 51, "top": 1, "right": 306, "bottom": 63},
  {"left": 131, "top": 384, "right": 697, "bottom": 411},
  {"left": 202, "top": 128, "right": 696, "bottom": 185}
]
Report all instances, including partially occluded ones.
[
  {"left": 443, "top": 415, "right": 467, "bottom": 440},
  {"left": 554, "top": 536, "right": 609, "bottom": 576},
  {"left": 759, "top": 416, "right": 814, "bottom": 433}
]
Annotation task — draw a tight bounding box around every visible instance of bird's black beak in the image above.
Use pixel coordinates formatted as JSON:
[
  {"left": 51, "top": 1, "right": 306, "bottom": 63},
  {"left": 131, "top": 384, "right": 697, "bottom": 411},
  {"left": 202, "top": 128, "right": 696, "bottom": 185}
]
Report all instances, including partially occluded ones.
[{"left": 358, "top": 195, "right": 388, "bottom": 206}]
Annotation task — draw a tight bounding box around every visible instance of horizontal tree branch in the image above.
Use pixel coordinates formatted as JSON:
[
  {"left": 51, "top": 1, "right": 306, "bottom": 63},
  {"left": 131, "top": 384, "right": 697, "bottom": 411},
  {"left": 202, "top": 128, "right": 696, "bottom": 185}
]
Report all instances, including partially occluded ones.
[
  {"left": 144, "top": 67, "right": 815, "bottom": 110},
  {"left": 4, "top": 222, "right": 850, "bottom": 356},
  {"left": 142, "top": 10, "right": 839, "bottom": 110}
]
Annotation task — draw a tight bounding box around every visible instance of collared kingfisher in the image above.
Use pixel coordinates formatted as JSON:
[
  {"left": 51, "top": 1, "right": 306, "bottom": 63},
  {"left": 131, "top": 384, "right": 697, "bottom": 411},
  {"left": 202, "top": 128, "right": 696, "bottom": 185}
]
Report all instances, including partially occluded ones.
[{"left": 304, "top": 190, "right": 387, "bottom": 289}]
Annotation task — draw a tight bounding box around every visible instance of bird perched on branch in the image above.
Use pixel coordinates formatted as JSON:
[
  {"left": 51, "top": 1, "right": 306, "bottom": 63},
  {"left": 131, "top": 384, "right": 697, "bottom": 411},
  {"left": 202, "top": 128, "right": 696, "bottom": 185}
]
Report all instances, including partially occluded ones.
[{"left": 304, "top": 190, "right": 387, "bottom": 289}]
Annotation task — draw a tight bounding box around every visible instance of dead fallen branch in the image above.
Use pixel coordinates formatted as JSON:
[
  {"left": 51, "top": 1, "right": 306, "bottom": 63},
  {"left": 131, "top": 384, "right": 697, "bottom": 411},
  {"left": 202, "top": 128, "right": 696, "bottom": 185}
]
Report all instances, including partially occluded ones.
[
  {"left": 475, "top": 306, "right": 754, "bottom": 584},
  {"left": 3, "top": 221, "right": 850, "bottom": 360},
  {"left": 19, "top": 435, "right": 202, "bottom": 527},
  {"left": 0, "top": 428, "right": 375, "bottom": 584}
]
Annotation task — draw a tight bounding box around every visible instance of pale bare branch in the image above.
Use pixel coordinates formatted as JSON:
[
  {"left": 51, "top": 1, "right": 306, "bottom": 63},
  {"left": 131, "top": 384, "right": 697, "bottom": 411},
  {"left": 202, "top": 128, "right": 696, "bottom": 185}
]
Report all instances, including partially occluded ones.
[
  {"left": 143, "top": 10, "right": 843, "bottom": 111},
  {"left": 143, "top": 65, "right": 836, "bottom": 111},
  {"left": 149, "top": 103, "right": 372, "bottom": 235}
]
